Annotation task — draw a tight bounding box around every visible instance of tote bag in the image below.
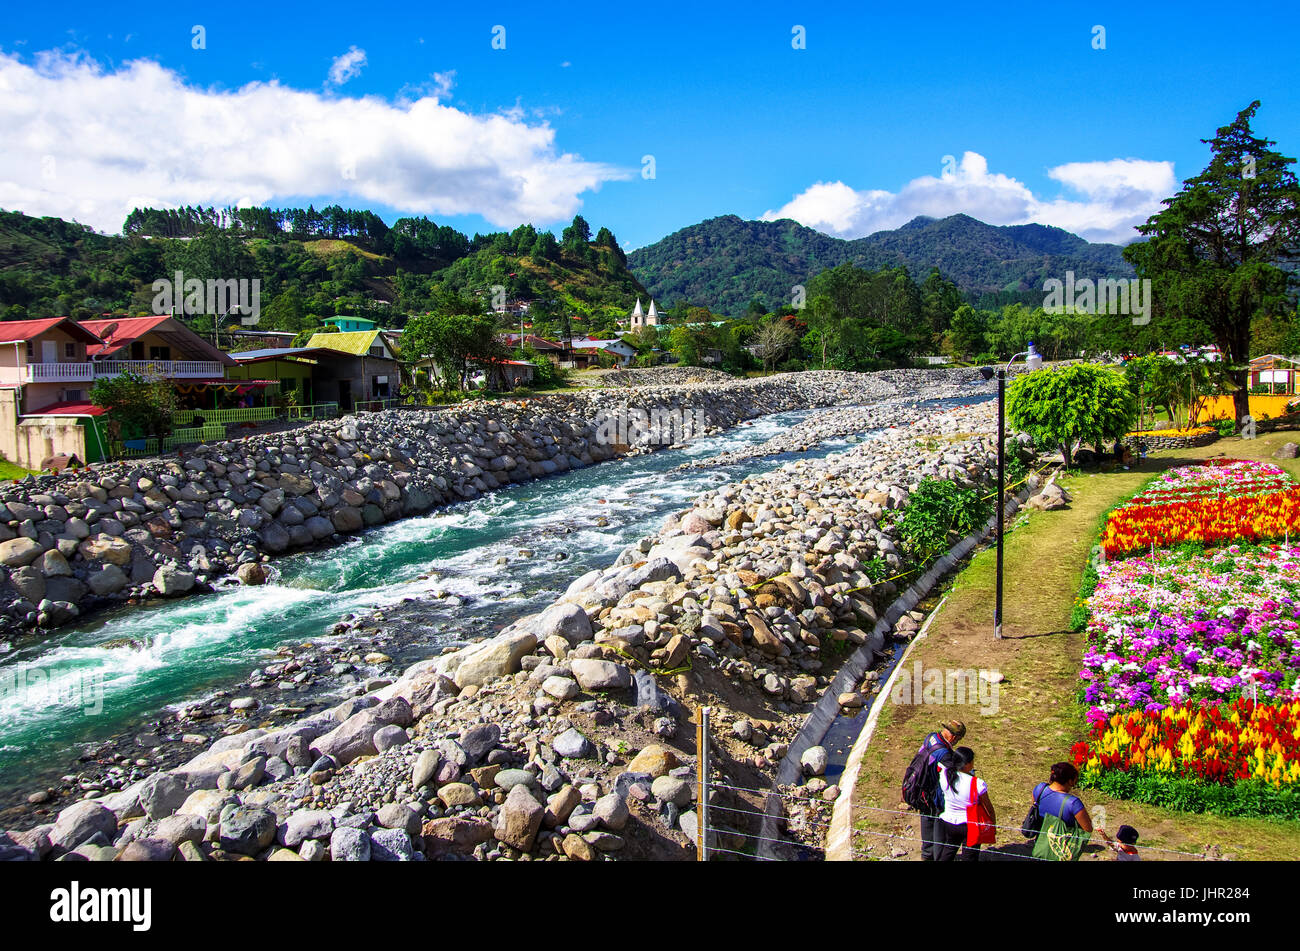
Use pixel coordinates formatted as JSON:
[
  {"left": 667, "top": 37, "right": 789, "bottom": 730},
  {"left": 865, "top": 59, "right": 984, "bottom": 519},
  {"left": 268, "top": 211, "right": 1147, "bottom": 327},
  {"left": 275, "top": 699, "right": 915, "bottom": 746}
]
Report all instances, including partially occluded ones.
[
  {"left": 1031, "top": 796, "right": 1090, "bottom": 862},
  {"left": 966, "top": 776, "right": 996, "bottom": 846}
]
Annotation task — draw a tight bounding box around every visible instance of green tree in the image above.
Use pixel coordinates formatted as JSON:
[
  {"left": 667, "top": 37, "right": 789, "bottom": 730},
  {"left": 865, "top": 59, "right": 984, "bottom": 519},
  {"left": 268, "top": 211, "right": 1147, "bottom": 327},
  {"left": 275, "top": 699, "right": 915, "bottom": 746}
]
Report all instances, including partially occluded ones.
[
  {"left": 1007, "top": 364, "right": 1137, "bottom": 465},
  {"left": 90, "top": 371, "right": 178, "bottom": 441},
  {"left": 946, "top": 305, "right": 988, "bottom": 360},
  {"left": 1124, "top": 101, "right": 1300, "bottom": 425},
  {"left": 402, "top": 311, "right": 503, "bottom": 392}
]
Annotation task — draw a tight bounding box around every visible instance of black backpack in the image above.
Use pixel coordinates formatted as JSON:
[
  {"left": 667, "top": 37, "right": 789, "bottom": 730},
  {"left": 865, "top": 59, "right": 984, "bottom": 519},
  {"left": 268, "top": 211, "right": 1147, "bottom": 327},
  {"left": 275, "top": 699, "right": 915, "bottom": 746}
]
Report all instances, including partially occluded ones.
[{"left": 902, "top": 746, "right": 943, "bottom": 814}]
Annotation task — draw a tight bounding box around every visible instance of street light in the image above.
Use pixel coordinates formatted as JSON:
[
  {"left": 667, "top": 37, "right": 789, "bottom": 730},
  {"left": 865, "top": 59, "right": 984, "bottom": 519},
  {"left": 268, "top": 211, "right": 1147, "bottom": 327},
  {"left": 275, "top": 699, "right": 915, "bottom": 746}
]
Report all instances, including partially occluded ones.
[{"left": 979, "top": 342, "right": 1042, "bottom": 639}]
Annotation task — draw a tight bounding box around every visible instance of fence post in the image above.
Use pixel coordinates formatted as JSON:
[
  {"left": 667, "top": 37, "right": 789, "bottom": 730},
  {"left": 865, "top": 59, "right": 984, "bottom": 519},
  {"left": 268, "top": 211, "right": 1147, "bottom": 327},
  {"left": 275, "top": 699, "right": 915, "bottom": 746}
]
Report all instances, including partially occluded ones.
[{"left": 695, "top": 705, "right": 710, "bottom": 861}]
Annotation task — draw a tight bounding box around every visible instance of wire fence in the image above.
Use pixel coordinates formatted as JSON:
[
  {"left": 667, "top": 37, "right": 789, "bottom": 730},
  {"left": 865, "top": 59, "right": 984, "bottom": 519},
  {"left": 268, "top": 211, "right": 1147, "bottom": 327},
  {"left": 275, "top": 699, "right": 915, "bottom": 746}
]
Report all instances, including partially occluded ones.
[{"left": 690, "top": 707, "right": 1217, "bottom": 863}]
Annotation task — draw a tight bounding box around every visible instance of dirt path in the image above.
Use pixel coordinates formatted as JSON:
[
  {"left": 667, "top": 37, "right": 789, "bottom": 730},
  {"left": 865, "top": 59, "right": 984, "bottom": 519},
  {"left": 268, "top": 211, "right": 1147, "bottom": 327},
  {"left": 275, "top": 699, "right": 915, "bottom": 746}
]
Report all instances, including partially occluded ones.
[{"left": 848, "top": 430, "right": 1300, "bottom": 862}]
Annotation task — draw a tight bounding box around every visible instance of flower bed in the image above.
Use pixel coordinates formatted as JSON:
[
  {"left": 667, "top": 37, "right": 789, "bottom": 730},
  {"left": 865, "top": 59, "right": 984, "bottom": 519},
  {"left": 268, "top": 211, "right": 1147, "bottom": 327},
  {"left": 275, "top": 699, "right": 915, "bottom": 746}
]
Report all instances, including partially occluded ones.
[
  {"left": 1101, "top": 459, "right": 1300, "bottom": 558},
  {"left": 1074, "top": 458, "right": 1300, "bottom": 815},
  {"left": 1080, "top": 544, "right": 1300, "bottom": 717},
  {"left": 1072, "top": 698, "right": 1300, "bottom": 818}
]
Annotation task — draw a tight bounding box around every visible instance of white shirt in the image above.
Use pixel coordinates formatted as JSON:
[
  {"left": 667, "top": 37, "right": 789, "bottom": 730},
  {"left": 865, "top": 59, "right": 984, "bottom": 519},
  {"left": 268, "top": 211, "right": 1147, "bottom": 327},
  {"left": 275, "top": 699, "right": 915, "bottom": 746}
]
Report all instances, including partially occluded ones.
[{"left": 937, "top": 767, "right": 987, "bottom": 825}]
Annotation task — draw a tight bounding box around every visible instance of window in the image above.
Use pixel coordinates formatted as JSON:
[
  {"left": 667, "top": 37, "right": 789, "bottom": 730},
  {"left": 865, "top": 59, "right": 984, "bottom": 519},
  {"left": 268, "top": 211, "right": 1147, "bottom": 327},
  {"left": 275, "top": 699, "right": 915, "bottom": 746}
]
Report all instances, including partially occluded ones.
[
  {"left": 64, "top": 389, "right": 83, "bottom": 402},
  {"left": 369, "top": 346, "right": 384, "bottom": 357},
  {"left": 65, "top": 342, "right": 76, "bottom": 359},
  {"left": 148, "top": 346, "right": 171, "bottom": 361},
  {"left": 26, "top": 342, "right": 33, "bottom": 361}
]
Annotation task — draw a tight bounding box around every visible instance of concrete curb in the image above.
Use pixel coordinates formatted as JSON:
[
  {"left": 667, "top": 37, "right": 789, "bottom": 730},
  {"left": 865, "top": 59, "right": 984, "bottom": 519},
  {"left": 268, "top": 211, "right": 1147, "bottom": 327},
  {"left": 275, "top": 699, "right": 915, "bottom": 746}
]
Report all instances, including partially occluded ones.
[{"left": 754, "top": 481, "right": 1034, "bottom": 859}]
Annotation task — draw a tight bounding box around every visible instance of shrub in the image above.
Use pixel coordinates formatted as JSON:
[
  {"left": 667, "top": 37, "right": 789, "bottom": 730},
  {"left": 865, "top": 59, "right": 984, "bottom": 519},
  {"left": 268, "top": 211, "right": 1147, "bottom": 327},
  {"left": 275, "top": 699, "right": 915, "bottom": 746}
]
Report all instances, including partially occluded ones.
[{"left": 897, "top": 478, "right": 991, "bottom": 563}]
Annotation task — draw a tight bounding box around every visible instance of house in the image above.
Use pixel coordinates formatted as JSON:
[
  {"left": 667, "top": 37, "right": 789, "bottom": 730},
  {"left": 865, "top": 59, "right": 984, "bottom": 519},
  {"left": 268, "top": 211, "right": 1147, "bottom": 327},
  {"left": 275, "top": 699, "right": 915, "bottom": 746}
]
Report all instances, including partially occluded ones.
[
  {"left": 82, "top": 316, "right": 236, "bottom": 380},
  {"left": 0, "top": 317, "right": 112, "bottom": 413},
  {"left": 320, "top": 315, "right": 378, "bottom": 333},
  {"left": 567, "top": 337, "right": 636, "bottom": 367},
  {"left": 303, "top": 329, "right": 400, "bottom": 410},
  {"left": 1250, "top": 354, "right": 1299, "bottom": 394},
  {"left": 422, "top": 357, "right": 537, "bottom": 391}
]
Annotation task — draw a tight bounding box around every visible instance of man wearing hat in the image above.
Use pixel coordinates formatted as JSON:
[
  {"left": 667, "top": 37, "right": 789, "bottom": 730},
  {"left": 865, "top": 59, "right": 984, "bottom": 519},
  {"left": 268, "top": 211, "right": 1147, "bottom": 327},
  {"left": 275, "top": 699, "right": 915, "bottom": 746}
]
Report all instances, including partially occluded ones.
[{"left": 915, "top": 720, "right": 966, "bottom": 861}]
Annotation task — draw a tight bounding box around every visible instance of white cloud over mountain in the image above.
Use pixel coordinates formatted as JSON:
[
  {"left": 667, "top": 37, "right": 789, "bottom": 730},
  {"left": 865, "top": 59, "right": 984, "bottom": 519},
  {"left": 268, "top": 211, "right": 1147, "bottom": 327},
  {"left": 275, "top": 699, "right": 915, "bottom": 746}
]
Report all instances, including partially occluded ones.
[
  {"left": 0, "top": 51, "right": 626, "bottom": 233},
  {"left": 762, "top": 152, "right": 1175, "bottom": 244}
]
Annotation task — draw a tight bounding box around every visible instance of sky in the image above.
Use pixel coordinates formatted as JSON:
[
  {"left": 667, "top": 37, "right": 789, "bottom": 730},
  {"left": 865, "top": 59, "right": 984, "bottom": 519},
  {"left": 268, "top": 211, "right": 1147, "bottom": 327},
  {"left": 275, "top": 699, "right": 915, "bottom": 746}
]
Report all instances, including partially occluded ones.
[{"left": 1, "top": 2, "right": 1297, "bottom": 250}]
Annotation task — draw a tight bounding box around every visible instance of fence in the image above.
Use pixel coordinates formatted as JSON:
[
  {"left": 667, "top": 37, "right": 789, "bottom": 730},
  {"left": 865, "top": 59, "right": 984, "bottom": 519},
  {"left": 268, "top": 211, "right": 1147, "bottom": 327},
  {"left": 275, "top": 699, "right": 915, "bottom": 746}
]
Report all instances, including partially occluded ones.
[
  {"left": 687, "top": 704, "right": 1215, "bottom": 863},
  {"left": 352, "top": 398, "right": 402, "bottom": 413},
  {"left": 171, "top": 406, "right": 276, "bottom": 427}
]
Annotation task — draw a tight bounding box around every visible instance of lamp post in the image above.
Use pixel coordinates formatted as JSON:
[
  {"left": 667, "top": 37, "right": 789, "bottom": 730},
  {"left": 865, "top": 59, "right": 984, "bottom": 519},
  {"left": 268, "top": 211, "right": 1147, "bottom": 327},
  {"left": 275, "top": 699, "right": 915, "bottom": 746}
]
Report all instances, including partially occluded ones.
[{"left": 980, "top": 342, "right": 1042, "bottom": 639}]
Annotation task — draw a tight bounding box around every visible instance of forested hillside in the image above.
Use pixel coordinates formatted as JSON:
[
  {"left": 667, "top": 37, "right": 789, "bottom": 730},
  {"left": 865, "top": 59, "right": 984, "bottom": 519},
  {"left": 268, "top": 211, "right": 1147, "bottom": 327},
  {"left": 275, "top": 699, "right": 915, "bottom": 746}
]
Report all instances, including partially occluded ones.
[
  {"left": 627, "top": 213, "right": 1136, "bottom": 317},
  {"left": 0, "top": 207, "right": 646, "bottom": 335}
]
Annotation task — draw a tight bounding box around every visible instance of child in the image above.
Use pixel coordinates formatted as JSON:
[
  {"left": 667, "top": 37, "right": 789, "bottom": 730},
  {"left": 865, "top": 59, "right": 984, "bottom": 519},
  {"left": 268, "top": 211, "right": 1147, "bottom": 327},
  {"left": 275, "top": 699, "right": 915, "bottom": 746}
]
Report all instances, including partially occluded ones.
[{"left": 1109, "top": 824, "right": 1140, "bottom": 861}]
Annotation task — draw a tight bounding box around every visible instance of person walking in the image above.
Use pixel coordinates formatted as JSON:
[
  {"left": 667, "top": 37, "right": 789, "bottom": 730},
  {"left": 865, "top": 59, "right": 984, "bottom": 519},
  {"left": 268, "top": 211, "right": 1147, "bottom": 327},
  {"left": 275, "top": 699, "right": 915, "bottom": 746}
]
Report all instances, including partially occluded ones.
[
  {"left": 911, "top": 720, "right": 965, "bottom": 861},
  {"left": 934, "top": 747, "right": 994, "bottom": 861},
  {"left": 1027, "top": 762, "right": 1094, "bottom": 861}
]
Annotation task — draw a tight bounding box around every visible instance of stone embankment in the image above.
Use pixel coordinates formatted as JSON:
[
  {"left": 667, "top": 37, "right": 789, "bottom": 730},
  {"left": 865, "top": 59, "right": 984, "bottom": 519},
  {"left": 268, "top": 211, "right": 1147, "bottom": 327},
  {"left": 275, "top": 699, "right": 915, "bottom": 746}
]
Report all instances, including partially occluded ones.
[
  {"left": 1, "top": 394, "right": 1043, "bottom": 863},
  {"left": 0, "top": 369, "right": 980, "bottom": 640}
]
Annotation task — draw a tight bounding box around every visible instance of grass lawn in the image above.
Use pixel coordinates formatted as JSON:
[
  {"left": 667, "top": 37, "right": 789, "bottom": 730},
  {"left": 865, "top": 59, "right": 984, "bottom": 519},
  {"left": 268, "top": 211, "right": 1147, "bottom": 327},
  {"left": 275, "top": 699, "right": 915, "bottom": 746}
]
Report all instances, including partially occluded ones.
[
  {"left": 0, "top": 460, "right": 35, "bottom": 482},
  {"left": 849, "top": 428, "right": 1300, "bottom": 861}
]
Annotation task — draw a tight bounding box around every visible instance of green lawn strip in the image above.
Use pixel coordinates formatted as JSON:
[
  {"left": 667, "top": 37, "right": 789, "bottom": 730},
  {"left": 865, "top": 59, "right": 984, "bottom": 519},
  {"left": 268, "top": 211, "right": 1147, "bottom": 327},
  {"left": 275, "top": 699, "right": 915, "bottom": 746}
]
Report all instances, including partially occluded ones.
[
  {"left": 849, "top": 430, "right": 1300, "bottom": 861},
  {"left": 0, "top": 460, "right": 35, "bottom": 482}
]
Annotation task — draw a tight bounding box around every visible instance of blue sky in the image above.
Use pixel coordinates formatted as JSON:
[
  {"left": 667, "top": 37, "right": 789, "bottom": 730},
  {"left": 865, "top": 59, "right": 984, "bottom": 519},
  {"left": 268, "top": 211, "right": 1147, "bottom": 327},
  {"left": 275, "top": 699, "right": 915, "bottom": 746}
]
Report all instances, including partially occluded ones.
[{"left": 2, "top": 1, "right": 1297, "bottom": 249}]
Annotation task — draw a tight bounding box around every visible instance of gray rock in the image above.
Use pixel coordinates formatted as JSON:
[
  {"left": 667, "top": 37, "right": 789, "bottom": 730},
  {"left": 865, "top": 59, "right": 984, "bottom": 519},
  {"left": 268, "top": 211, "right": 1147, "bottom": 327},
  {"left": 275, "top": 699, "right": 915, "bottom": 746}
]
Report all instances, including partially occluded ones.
[
  {"left": 369, "top": 827, "right": 416, "bottom": 861},
  {"left": 139, "top": 771, "right": 188, "bottom": 820},
  {"left": 553, "top": 727, "right": 593, "bottom": 759},
  {"left": 412, "top": 749, "right": 441, "bottom": 790},
  {"left": 282, "top": 809, "right": 334, "bottom": 848},
  {"left": 800, "top": 745, "right": 828, "bottom": 777},
  {"left": 377, "top": 803, "right": 422, "bottom": 837},
  {"left": 592, "top": 793, "right": 629, "bottom": 831},
  {"left": 650, "top": 775, "right": 693, "bottom": 808},
  {"left": 372, "top": 724, "right": 409, "bottom": 752},
  {"left": 569, "top": 659, "right": 632, "bottom": 691},
  {"left": 461, "top": 723, "right": 501, "bottom": 763},
  {"left": 330, "top": 826, "right": 371, "bottom": 862},
  {"left": 50, "top": 800, "right": 119, "bottom": 851},
  {"left": 219, "top": 806, "right": 277, "bottom": 856}
]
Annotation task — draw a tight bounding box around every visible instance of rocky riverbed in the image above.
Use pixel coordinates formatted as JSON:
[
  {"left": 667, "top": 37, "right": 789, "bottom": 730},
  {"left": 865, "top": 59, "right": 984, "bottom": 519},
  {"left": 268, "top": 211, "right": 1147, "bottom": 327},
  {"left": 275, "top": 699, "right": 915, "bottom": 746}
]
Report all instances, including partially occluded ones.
[
  {"left": 0, "top": 386, "right": 1056, "bottom": 863},
  {"left": 0, "top": 369, "right": 983, "bottom": 642}
]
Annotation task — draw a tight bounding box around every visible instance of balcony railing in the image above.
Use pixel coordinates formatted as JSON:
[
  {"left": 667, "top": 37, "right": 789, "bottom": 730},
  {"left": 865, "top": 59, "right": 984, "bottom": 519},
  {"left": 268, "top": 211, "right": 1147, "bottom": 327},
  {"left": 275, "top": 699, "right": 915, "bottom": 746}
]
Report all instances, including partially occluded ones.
[
  {"left": 94, "top": 360, "right": 225, "bottom": 379},
  {"left": 22, "top": 362, "right": 96, "bottom": 383}
]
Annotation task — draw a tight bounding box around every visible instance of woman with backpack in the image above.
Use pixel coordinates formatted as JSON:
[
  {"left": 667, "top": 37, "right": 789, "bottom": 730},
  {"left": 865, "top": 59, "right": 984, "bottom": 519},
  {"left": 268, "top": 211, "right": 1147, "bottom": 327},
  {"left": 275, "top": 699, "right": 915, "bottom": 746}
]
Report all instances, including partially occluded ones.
[
  {"left": 934, "top": 747, "right": 996, "bottom": 861},
  {"left": 1024, "top": 762, "right": 1094, "bottom": 861}
]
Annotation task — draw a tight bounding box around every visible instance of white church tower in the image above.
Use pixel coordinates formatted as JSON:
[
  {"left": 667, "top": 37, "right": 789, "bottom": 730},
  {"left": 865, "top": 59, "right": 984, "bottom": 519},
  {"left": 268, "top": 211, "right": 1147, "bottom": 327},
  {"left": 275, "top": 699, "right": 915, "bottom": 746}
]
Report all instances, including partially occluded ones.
[{"left": 630, "top": 298, "right": 661, "bottom": 332}]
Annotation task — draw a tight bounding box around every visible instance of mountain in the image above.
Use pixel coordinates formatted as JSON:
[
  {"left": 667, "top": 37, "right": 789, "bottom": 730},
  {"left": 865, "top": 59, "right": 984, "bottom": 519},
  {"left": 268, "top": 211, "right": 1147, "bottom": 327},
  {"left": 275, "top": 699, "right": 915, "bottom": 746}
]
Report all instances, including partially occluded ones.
[{"left": 627, "top": 213, "right": 1137, "bottom": 317}]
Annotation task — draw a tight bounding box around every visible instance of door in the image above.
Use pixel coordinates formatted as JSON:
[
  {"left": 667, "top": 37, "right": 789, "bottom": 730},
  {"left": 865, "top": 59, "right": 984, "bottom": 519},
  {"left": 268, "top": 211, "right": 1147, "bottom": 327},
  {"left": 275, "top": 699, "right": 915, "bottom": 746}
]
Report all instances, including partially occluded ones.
[
  {"left": 41, "top": 340, "right": 57, "bottom": 363},
  {"left": 338, "top": 379, "right": 352, "bottom": 412}
]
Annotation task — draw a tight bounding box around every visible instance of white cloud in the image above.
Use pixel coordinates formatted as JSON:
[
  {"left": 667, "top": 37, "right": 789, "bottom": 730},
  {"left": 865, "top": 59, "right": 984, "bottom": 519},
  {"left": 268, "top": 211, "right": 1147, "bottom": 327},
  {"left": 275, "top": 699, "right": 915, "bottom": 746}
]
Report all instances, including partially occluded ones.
[
  {"left": 327, "top": 46, "right": 367, "bottom": 86},
  {"left": 762, "top": 151, "right": 1175, "bottom": 244},
  {"left": 0, "top": 51, "right": 628, "bottom": 233}
]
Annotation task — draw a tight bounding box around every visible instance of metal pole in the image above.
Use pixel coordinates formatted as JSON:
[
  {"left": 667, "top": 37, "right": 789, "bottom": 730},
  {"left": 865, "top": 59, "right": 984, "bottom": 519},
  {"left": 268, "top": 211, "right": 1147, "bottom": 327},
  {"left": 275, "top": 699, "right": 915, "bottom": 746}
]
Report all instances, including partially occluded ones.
[
  {"left": 695, "top": 705, "right": 710, "bottom": 861},
  {"left": 995, "top": 370, "right": 1005, "bottom": 640}
]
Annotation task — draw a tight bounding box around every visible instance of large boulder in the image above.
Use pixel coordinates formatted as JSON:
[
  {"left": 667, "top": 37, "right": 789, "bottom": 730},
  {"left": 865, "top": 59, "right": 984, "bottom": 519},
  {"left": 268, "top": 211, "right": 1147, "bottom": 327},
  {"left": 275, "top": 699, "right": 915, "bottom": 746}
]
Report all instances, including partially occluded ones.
[
  {"left": 50, "top": 800, "right": 119, "bottom": 850},
  {"left": 494, "top": 785, "right": 543, "bottom": 851},
  {"left": 452, "top": 630, "right": 538, "bottom": 689},
  {"left": 0, "top": 537, "right": 43, "bottom": 568},
  {"left": 528, "top": 602, "right": 592, "bottom": 646},
  {"left": 138, "top": 771, "right": 188, "bottom": 820},
  {"left": 310, "top": 711, "right": 384, "bottom": 765},
  {"left": 219, "top": 806, "right": 277, "bottom": 856},
  {"left": 152, "top": 565, "right": 196, "bottom": 597},
  {"left": 569, "top": 658, "right": 632, "bottom": 691}
]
